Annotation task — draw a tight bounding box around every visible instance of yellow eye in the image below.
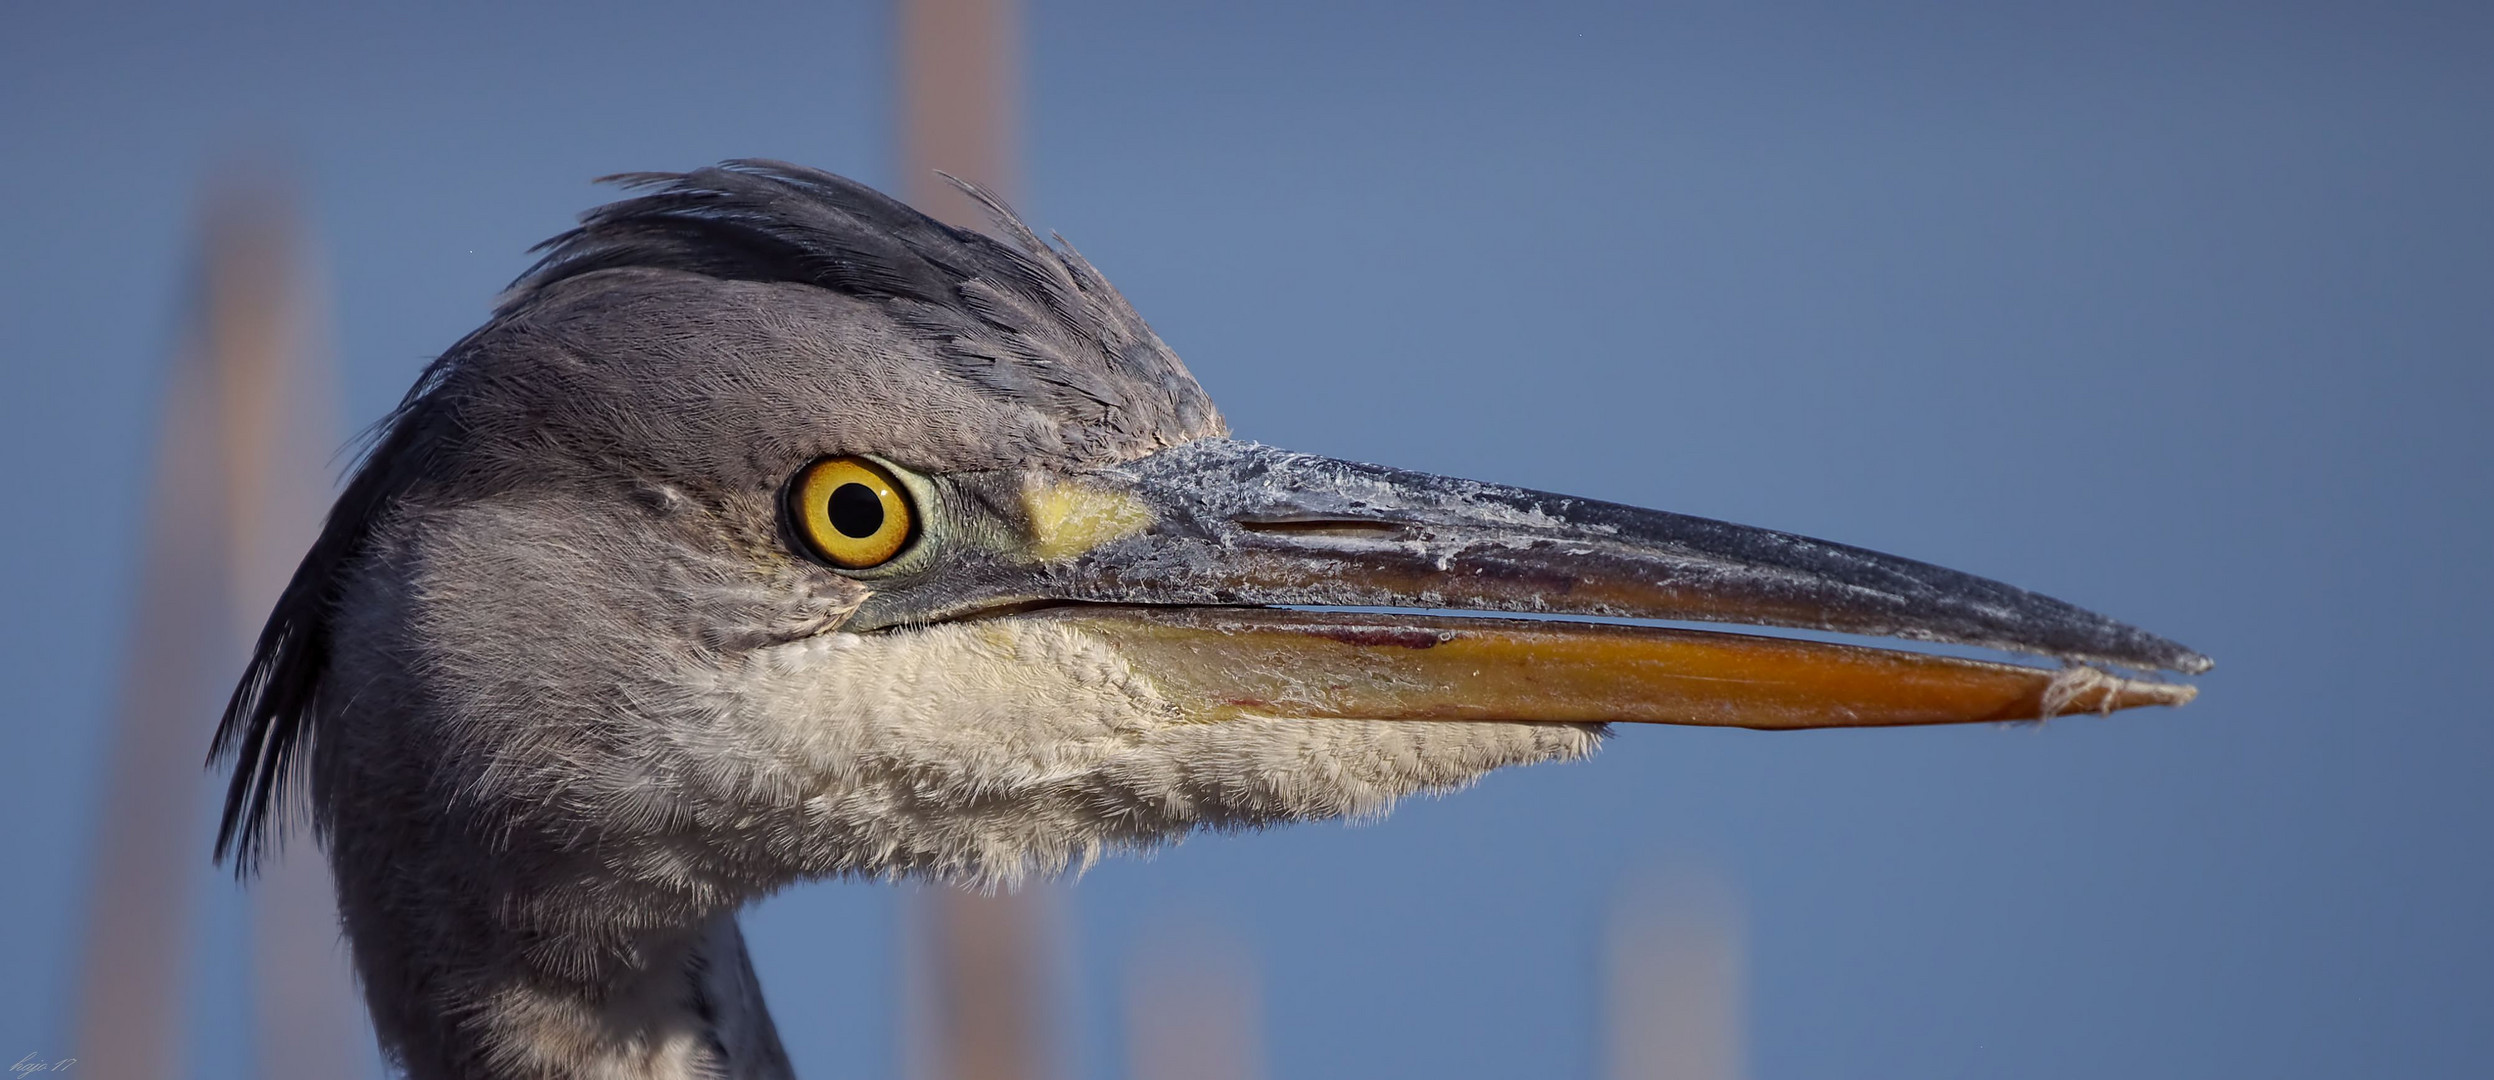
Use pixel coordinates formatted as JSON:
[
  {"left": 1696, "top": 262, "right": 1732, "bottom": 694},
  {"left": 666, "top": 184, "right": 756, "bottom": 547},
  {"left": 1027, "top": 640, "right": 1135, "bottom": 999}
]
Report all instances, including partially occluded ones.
[{"left": 789, "top": 457, "right": 916, "bottom": 569}]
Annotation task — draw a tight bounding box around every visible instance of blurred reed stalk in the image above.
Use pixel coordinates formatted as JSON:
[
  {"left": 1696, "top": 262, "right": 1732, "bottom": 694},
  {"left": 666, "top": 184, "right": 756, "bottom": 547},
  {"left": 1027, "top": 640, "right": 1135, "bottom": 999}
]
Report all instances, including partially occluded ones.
[
  {"left": 1124, "top": 919, "right": 1265, "bottom": 1080},
  {"left": 900, "top": 0, "right": 1020, "bottom": 231},
  {"left": 896, "top": 2, "right": 1057, "bottom": 1078},
  {"left": 1606, "top": 870, "right": 1749, "bottom": 1080},
  {"left": 70, "top": 169, "right": 365, "bottom": 1079},
  {"left": 906, "top": 885, "right": 1062, "bottom": 1080}
]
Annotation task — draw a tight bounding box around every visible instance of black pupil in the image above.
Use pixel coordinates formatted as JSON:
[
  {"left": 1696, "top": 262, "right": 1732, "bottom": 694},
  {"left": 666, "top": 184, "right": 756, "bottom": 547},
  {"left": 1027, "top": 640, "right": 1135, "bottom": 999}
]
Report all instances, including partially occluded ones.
[{"left": 827, "top": 482, "right": 885, "bottom": 539}]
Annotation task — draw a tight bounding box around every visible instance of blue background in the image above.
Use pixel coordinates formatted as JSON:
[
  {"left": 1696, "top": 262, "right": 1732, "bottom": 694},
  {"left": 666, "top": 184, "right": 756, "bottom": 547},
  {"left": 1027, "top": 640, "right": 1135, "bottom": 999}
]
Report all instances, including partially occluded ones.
[{"left": 4, "top": 1, "right": 2489, "bottom": 1076}]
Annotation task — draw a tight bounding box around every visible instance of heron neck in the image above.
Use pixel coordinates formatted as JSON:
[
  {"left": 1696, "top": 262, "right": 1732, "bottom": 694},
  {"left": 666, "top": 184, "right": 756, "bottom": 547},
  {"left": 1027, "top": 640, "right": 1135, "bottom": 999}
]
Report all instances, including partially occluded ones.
[{"left": 349, "top": 900, "right": 795, "bottom": 1080}]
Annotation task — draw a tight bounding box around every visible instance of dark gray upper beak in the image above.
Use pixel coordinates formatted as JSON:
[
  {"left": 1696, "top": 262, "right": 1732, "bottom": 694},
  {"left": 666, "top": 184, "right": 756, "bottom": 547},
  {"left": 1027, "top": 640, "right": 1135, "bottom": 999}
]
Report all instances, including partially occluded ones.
[{"left": 847, "top": 439, "right": 2210, "bottom": 679}]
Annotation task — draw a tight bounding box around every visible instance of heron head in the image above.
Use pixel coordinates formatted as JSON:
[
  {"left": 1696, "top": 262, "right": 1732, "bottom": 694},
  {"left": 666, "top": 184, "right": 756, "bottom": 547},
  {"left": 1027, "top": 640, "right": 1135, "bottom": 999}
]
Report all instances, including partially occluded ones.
[{"left": 214, "top": 162, "right": 2207, "bottom": 907}]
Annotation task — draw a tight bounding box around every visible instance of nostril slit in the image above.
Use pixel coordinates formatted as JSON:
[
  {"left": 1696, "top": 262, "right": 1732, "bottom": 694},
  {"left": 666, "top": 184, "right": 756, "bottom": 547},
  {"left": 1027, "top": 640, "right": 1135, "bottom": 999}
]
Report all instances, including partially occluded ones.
[{"left": 1236, "top": 518, "right": 1407, "bottom": 538}]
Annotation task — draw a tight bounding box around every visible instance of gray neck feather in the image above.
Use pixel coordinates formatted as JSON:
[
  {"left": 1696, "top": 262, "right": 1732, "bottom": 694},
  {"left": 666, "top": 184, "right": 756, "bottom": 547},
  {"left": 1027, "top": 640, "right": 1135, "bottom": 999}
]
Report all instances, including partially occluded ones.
[{"left": 348, "top": 894, "right": 792, "bottom": 1080}]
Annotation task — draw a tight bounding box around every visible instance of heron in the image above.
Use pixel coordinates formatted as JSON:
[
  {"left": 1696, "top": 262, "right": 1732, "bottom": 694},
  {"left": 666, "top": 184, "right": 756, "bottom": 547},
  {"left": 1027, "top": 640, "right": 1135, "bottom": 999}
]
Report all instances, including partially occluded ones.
[{"left": 209, "top": 161, "right": 2208, "bottom": 1080}]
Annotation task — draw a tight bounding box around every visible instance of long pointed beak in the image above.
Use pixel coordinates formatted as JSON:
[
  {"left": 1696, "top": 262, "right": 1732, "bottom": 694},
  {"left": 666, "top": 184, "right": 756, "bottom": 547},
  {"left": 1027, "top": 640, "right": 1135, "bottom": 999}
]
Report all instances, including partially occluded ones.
[{"left": 856, "top": 439, "right": 2207, "bottom": 729}]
